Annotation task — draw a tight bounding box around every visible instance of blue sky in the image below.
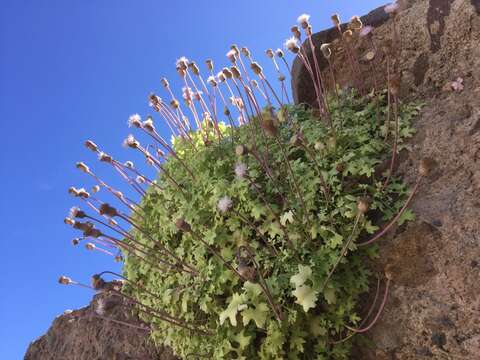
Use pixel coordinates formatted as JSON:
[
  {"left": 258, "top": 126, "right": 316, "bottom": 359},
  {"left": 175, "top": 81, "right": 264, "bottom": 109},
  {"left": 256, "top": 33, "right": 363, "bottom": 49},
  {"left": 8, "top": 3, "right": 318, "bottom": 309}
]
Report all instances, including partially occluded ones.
[{"left": 0, "top": 1, "right": 387, "bottom": 358}]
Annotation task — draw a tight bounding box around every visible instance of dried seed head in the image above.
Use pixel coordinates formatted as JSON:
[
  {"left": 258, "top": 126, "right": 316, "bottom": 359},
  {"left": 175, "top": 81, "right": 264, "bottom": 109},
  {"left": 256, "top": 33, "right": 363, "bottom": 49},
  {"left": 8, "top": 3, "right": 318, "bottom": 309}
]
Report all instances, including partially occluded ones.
[
  {"left": 64, "top": 217, "right": 75, "bottom": 226},
  {"left": 240, "top": 47, "right": 251, "bottom": 57},
  {"left": 205, "top": 59, "right": 213, "bottom": 70},
  {"left": 349, "top": 15, "right": 363, "bottom": 30},
  {"left": 207, "top": 75, "right": 217, "bottom": 87},
  {"left": 170, "top": 99, "right": 180, "bottom": 109},
  {"left": 123, "top": 135, "right": 139, "bottom": 149},
  {"left": 217, "top": 196, "right": 233, "bottom": 213},
  {"left": 176, "top": 56, "right": 189, "bottom": 70},
  {"left": 343, "top": 30, "right": 354, "bottom": 42},
  {"left": 76, "top": 162, "right": 90, "bottom": 174},
  {"left": 360, "top": 25, "right": 374, "bottom": 37},
  {"left": 226, "top": 49, "right": 237, "bottom": 63},
  {"left": 83, "top": 227, "right": 102, "bottom": 238},
  {"left": 235, "top": 144, "right": 248, "bottom": 156},
  {"left": 230, "top": 44, "right": 240, "bottom": 54},
  {"left": 230, "top": 66, "right": 241, "bottom": 79},
  {"left": 84, "top": 140, "right": 98, "bottom": 152},
  {"left": 85, "top": 242, "right": 95, "bottom": 251},
  {"left": 69, "top": 206, "right": 86, "bottom": 218},
  {"left": 251, "top": 79, "right": 259, "bottom": 88},
  {"left": 98, "top": 152, "right": 112, "bottom": 163},
  {"left": 297, "top": 13, "right": 310, "bottom": 29},
  {"left": 73, "top": 220, "right": 93, "bottom": 231},
  {"left": 91, "top": 274, "right": 106, "bottom": 290},
  {"left": 331, "top": 13, "right": 341, "bottom": 27},
  {"left": 136, "top": 175, "right": 146, "bottom": 184},
  {"left": 222, "top": 67, "right": 233, "bottom": 79},
  {"left": 160, "top": 77, "right": 169, "bottom": 88},
  {"left": 357, "top": 197, "right": 371, "bottom": 214},
  {"left": 275, "top": 48, "right": 284, "bottom": 58},
  {"left": 290, "top": 26, "right": 301, "bottom": 39},
  {"left": 91, "top": 185, "right": 101, "bottom": 194},
  {"left": 284, "top": 37, "right": 300, "bottom": 54},
  {"left": 71, "top": 238, "right": 80, "bottom": 246},
  {"left": 99, "top": 203, "right": 118, "bottom": 217},
  {"left": 142, "top": 117, "right": 155, "bottom": 132},
  {"left": 320, "top": 43, "right": 332, "bottom": 59},
  {"left": 418, "top": 158, "right": 436, "bottom": 177},
  {"left": 250, "top": 62, "right": 263, "bottom": 76},
  {"left": 217, "top": 71, "right": 226, "bottom": 83},
  {"left": 176, "top": 66, "right": 186, "bottom": 78},
  {"left": 261, "top": 118, "right": 278, "bottom": 137},
  {"left": 68, "top": 186, "right": 79, "bottom": 196},
  {"left": 77, "top": 188, "right": 90, "bottom": 199},
  {"left": 234, "top": 162, "right": 248, "bottom": 179},
  {"left": 175, "top": 218, "right": 191, "bottom": 232},
  {"left": 124, "top": 161, "right": 134, "bottom": 169},
  {"left": 188, "top": 61, "right": 200, "bottom": 75},
  {"left": 278, "top": 73, "right": 286, "bottom": 81},
  {"left": 58, "top": 275, "right": 72, "bottom": 285},
  {"left": 128, "top": 114, "right": 142, "bottom": 128},
  {"left": 265, "top": 48, "right": 274, "bottom": 58}
]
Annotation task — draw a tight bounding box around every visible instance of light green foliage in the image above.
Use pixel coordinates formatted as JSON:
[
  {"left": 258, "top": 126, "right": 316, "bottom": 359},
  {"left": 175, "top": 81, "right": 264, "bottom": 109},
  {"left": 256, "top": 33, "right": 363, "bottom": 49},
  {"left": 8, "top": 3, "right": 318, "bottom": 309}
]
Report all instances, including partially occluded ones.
[{"left": 123, "top": 91, "right": 420, "bottom": 359}]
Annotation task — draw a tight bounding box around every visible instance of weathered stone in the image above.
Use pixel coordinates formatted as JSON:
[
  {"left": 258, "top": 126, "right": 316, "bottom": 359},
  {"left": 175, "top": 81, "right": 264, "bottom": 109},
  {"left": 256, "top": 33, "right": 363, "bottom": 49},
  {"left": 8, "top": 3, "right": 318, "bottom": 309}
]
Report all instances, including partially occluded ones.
[
  {"left": 293, "top": 1, "right": 480, "bottom": 359},
  {"left": 24, "top": 284, "right": 179, "bottom": 360}
]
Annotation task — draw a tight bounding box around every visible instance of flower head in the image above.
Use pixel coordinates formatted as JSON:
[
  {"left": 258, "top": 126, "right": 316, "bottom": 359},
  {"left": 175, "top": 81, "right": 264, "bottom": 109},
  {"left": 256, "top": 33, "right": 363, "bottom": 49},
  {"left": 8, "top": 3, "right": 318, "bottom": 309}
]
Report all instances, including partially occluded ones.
[
  {"left": 58, "top": 275, "right": 72, "bottom": 285},
  {"left": 91, "top": 185, "right": 100, "bottom": 193},
  {"left": 234, "top": 162, "right": 248, "bottom": 179},
  {"left": 123, "top": 134, "right": 138, "bottom": 149},
  {"left": 284, "top": 37, "right": 299, "bottom": 53},
  {"left": 320, "top": 43, "right": 332, "bottom": 59},
  {"left": 207, "top": 75, "right": 217, "bottom": 87},
  {"left": 297, "top": 13, "right": 310, "bottom": 28},
  {"left": 85, "top": 242, "right": 95, "bottom": 251},
  {"left": 265, "top": 48, "right": 274, "bottom": 58},
  {"left": 226, "top": 49, "right": 237, "bottom": 62},
  {"left": 176, "top": 56, "right": 189, "bottom": 69},
  {"left": 76, "top": 162, "right": 90, "bottom": 173},
  {"left": 142, "top": 117, "right": 155, "bottom": 132},
  {"left": 217, "top": 196, "right": 233, "bottom": 213},
  {"left": 359, "top": 25, "right": 374, "bottom": 37},
  {"left": 69, "top": 206, "right": 86, "bottom": 219},
  {"left": 98, "top": 152, "right": 112, "bottom": 163},
  {"left": 128, "top": 114, "right": 142, "bottom": 128},
  {"left": 275, "top": 48, "right": 284, "bottom": 58},
  {"left": 84, "top": 140, "right": 98, "bottom": 152},
  {"left": 124, "top": 161, "right": 134, "bottom": 168}
]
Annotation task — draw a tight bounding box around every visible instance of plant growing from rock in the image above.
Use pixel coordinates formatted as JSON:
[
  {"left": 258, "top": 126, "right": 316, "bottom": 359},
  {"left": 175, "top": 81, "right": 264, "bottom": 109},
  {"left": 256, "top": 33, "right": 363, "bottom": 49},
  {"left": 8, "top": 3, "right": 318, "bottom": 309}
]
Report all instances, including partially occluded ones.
[{"left": 60, "top": 7, "right": 430, "bottom": 359}]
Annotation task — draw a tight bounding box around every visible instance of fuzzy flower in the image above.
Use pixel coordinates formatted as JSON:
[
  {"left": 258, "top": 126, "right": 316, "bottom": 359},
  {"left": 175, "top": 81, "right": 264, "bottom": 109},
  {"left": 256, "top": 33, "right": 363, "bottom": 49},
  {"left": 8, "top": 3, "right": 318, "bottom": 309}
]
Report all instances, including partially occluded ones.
[
  {"left": 207, "top": 75, "right": 217, "bottom": 87},
  {"left": 384, "top": 2, "right": 400, "bottom": 14},
  {"left": 284, "top": 37, "right": 299, "bottom": 53},
  {"left": 123, "top": 134, "right": 138, "bottom": 149},
  {"left": 297, "top": 13, "right": 311, "bottom": 27},
  {"left": 217, "top": 196, "right": 233, "bottom": 213},
  {"left": 142, "top": 117, "right": 155, "bottom": 132},
  {"left": 451, "top": 77, "right": 464, "bottom": 92},
  {"left": 226, "top": 49, "right": 237, "bottom": 62},
  {"left": 234, "top": 162, "right": 248, "bottom": 179},
  {"left": 128, "top": 113, "right": 142, "bottom": 128},
  {"left": 275, "top": 48, "right": 284, "bottom": 58},
  {"left": 359, "top": 25, "right": 374, "bottom": 37},
  {"left": 182, "top": 87, "right": 193, "bottom": 101},
  {"left": 98, "top": 152, "right": 112, "bottom": 163},
  {"left": 176, "top": 56, "right": 189, "bottom": 69}
]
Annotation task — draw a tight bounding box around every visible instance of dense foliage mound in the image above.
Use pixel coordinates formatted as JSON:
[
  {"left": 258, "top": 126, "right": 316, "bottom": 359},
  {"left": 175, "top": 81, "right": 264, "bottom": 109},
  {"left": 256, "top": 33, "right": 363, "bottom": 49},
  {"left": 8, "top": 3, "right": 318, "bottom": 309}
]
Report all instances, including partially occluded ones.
[{"left": 121, "top": 92, "right": 420, "bottom": 359}]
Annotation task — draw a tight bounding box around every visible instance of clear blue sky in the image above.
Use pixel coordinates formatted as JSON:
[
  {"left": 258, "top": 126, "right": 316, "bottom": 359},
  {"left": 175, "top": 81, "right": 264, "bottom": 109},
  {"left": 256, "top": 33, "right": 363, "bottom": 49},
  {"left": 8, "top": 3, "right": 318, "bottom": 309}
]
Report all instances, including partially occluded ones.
[{"left": 0, "top": 1, "right": 387, "bottom": 358}]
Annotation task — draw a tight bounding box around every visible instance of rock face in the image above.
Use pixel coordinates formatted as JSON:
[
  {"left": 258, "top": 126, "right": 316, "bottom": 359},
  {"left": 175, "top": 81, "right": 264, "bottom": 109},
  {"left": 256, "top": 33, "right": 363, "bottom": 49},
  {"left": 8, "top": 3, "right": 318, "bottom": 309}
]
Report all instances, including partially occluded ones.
[
  {"left": 24, "top": 284, "right": 179, "bottom": 360},
  {"left": 293, "top": 0, "right": 480, "bottom": 359}
]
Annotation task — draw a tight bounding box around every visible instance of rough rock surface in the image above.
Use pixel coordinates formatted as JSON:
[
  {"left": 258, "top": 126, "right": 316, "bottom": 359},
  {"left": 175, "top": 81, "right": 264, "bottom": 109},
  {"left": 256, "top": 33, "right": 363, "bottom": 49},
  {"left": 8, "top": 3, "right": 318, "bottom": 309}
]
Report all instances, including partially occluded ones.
[
  {"left": 293, "top": 0, "right": 480, "bottom": 359},
  {"left": 24, "top": 283, "right": 179, "bottom": 360}
]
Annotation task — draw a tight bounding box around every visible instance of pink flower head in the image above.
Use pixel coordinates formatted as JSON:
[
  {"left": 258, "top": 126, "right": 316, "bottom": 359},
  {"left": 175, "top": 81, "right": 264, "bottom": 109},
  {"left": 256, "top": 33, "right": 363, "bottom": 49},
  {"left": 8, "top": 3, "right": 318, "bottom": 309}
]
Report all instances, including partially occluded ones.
[{"left": 359, "top": 25, "right": 374, "bottom": 37}]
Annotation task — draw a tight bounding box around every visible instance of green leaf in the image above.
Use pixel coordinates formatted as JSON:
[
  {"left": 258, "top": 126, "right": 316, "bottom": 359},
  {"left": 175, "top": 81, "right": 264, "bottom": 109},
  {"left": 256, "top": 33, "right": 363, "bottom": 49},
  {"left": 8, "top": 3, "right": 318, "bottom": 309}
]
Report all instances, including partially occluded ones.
[
  {"left": 292, "top": 285, "right": 318, "bottom": 312},
  {"left": 290, "top": 265, "right": 312, "bottom": 288},
  {"left": 220, "top": 293, "right": 247, "bottom": 326},
  {"left": 398, "top": 208, "right": 415, "bottom": 225},
  {"left": 324, "top": 286, "right": 336, "bottom": 305},
  {"left": 242, "top": 302, "right": 269, "bottom": 328},
  {"left": 280, "top": 210, "right": 294, "bottom": 226}
]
